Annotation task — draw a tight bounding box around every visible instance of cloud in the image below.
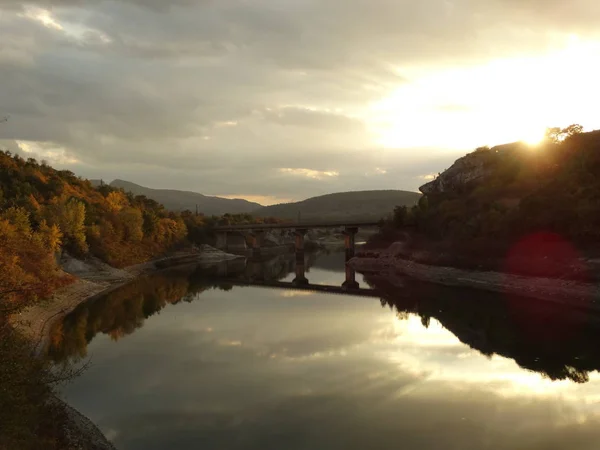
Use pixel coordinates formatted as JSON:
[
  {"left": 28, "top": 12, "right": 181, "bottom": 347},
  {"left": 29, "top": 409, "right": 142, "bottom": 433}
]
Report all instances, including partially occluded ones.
[
  {"left": 278, "top": 168, "right": 340, "bottom": 180},
  {"left": 1, "top": 0, "right": 599, "bottom": 199},
  {"left": 263, "top": 107, "right": 364, "bottom": 131}
]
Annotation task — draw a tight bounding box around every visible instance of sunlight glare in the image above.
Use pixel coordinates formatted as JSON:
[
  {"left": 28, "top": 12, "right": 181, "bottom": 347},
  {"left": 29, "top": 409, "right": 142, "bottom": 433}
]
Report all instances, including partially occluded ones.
[{"left": 369, "top": 39, "right": 600, "bottom": 150}]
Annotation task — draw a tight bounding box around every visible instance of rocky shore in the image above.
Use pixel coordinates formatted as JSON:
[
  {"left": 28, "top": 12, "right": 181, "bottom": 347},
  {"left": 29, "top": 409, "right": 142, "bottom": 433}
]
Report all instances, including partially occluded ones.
[
  {"left": 350, "top": 242, "right": 600, "bottom": 311},
  {"left": 50, "top": 397, "right": 117, "bottom": 450}
]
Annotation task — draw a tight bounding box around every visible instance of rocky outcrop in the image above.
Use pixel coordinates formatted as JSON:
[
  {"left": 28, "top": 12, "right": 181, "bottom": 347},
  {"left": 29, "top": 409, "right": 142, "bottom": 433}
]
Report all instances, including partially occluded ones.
[
  {"left": 51, "top": 397, "right": 117, "bottom": 450},
  {"left": 420, "top": 142, "right": 527, "bottom": 195},
  {"left": 350, "top": 246, "right": 600, "bottom": 310}
]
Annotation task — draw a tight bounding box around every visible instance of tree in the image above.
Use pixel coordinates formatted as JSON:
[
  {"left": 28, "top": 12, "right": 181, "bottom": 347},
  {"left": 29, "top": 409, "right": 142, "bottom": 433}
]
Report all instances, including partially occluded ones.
[
  {"left": 545, "top": 124, "right": 584, "bottom": 144},
  {"left": 119, "top": 207, "right": 144, "bottom": 243},
  {"left": 38, "top": 220, "right": 63, "bottom": 253},
  {"left": 106, "top": 191, "right": 128, "bottom": 212},
  {"left": 47, "top": 198, "right": 88, "bottom": 255}
]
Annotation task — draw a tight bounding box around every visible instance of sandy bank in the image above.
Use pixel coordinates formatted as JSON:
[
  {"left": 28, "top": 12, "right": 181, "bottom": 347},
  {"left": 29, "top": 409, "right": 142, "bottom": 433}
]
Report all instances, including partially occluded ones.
[
  {"left": 13, "top": 245, "right": 242, "bottom": 354},
  {"left": 350, "top": 245, "right": 600, "bottom": 311}
]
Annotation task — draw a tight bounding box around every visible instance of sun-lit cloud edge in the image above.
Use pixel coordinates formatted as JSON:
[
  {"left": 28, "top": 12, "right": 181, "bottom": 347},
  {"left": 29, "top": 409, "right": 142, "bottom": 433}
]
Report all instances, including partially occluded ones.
[{"left": 279, "top": 168, "right": 340, "bottom": 180}]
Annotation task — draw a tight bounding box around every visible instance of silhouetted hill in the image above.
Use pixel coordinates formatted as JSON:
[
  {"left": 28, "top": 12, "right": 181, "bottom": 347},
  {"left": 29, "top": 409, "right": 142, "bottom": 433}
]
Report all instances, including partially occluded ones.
[
  {"left": 109, "top": 179, "right": 263, "bottom": 215},
  {"left": 253, "top": 190, "right": 421, "bottom": 222}
]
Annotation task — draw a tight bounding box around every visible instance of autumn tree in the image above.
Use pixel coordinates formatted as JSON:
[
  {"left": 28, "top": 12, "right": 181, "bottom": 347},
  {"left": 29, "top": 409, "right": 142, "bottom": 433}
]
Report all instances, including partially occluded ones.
[
  {"left": 46, "top": 197, "right": 88, "bottom": 255},
  {"left": 119, "top": 207, "right": 144, "bottom": 243}
]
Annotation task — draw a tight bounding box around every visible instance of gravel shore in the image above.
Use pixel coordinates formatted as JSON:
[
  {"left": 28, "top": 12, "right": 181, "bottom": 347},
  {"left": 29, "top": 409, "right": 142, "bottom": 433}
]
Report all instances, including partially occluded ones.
[{"left": 350, "top": 248, "right": 600, "bottom": 311}]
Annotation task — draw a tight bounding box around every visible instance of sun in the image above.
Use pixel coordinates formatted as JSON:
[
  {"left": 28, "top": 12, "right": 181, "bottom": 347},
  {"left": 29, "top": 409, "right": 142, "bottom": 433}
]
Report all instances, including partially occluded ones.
[
  {"left": 368, "top": 39, "right": 600, "bottom": 152},
  {"left": 520, "top": 128, "right": 547, "bottom": 146}
]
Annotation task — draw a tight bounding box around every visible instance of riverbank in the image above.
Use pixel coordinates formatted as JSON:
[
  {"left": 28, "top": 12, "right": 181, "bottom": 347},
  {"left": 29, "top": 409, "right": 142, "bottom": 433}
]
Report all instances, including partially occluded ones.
[
  {"left": 350, "top": 242, "right": 600, "bottom": 311},
  {"left": 7, "top": 245, "right": 242, "bottom": 450},
  {"left": 13, "top": 245, "right": 242, "bottom": 353}
]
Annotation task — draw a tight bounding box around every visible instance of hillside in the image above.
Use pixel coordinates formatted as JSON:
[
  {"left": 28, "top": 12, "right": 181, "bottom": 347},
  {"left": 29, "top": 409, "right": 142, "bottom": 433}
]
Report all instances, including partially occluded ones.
[
  {"left": 109, "top": 179, "right": 262, "bottom": 215},
  {"left": 380, "top": 125, "right": 600, "bottom": 273},
  {"left": 0, "top": 151, "right": 277, "bottom": 310},
  {"left": 253, "top": 190, "right": 421, "bottom": 222}
]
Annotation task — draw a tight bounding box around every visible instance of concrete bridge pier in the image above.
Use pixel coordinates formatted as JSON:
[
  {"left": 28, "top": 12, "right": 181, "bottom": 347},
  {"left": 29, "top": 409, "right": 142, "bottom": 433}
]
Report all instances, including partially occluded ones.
[
  {"left": 344, "top": 227, "right": 358, "bottom": 261},
  {"left": 292, "top": 250, "right": 309, "bottom": 286},
  {"left": 249, "top": 259, "right": 265, "bottom": 282},
  {"left": 215, "top": 231, "right": 228, "bottom": 251},
  {"left": 294, "top": 228, "right": 308, "bottom": 252},
  {"left": 216, "top": 260, "right": 229, "bottom": 277},
  {"left": 249, "top": 230, "right": 265, "bottom": 257},
  {"left": 342, "top": 265, "right": 360, "bottom": 290}
]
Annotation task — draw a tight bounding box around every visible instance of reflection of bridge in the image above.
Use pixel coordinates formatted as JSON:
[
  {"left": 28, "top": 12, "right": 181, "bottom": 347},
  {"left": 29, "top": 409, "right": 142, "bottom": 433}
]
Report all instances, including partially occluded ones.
[
  {"left": 210, "top": 278, "right": 381, "bottom": 298},
  {"left": 212, "top": 250, "right": 365, "bottom": 290},
  {"left": 214, "top": 221, "right": 380, "bottom": 259}
]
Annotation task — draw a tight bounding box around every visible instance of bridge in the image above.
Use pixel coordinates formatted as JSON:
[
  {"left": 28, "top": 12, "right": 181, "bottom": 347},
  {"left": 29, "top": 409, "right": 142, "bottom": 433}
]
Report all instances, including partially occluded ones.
[
  {"left": 213, "top": 220, "right": 381, "bottom": 258},
  {"left": 213, "top": 220, "right": 382, "bottom": 231}
]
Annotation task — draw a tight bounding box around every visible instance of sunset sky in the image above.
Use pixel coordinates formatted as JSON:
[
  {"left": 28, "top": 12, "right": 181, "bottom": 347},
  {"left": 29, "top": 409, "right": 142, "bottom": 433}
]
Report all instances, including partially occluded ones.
[{"left": 1, "top": 0, "right": 600, "bottom": 204}]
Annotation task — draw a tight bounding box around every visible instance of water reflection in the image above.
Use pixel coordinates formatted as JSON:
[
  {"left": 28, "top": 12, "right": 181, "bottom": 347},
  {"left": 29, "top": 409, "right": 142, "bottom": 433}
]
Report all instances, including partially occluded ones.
[
  {"left": 48, "top": 251, "right": 370, "bottom": 363},
  {"left": 52, "top": 250, "right": 600, "bottom": 450},
  {"left": 364, "top": 273, "right": 600, "bottom": 384},
  {"left": 47, "top": 265, "right": 231, "bottom": 363}
]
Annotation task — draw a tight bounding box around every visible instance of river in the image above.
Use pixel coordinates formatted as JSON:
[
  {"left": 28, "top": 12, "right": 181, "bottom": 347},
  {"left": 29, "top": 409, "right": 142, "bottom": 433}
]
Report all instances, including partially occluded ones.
[{"left": 50, "top": 249, "right": 600, "bottom": 450}]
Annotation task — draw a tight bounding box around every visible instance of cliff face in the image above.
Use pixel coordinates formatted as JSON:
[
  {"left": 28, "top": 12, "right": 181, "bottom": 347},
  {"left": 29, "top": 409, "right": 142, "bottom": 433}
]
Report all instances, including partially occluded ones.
[{"left": 420, "top": 142, "right": 527, "bottom": 195}]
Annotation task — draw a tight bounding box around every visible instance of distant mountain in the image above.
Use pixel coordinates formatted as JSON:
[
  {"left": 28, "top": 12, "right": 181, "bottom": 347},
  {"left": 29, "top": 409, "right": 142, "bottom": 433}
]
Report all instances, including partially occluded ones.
[
  {"left": 108, "top": 179, "right": 263, "bottom": 215},
  {"left": 253, "top": 190, "right": 421, "bottom": 222}
]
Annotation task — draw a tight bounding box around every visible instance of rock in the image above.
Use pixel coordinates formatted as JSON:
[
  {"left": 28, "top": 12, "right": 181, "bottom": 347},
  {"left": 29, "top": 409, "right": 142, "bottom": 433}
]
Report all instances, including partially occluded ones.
[
  {"left": 50, "top": 396, "right": 117, "bottom": 450},
  {"left": 420, "top": 142, "right": 527, "bottom": 195},
  {"left": 60, "top": 253, "right": 133, "bottom": 281},
  {"left": 197, "top": 245, "right": 243, "bottom": 262}
]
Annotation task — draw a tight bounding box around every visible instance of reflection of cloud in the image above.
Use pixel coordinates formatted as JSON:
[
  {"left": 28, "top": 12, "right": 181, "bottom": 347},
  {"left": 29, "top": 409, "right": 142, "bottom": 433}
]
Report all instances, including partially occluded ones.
[
  {"left": 280, "top": 291, "right": 315, "bottom": 298},
  {"left": 67, "top": 281, "right": 600, "bottom": 450},
  {"left": 103, "top": 428, "right": 119, "bottom": 441},
  {"left": 218, "top": 339, "right": 243, "bottom": 347},
  {"left": 376, "top": 315, "right": 594, "bottom": 398}
]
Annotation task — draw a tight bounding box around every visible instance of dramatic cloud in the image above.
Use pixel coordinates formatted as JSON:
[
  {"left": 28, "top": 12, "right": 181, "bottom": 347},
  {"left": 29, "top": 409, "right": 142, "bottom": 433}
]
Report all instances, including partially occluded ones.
[{"left": 1, "top": 0, "right": 599, "bottom": 202}]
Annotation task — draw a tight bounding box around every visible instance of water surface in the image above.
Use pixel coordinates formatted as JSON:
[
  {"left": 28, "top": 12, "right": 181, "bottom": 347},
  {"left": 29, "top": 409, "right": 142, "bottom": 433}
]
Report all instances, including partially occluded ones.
[{"left": 53, "top": 251, "right": 600, "bottom": 450}]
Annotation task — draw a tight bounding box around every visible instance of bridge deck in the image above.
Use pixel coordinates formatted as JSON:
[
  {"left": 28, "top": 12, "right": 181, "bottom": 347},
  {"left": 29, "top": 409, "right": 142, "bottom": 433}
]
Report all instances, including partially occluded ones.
[{"left": 214, "top": 221, "right": 381, "bottom": 231}]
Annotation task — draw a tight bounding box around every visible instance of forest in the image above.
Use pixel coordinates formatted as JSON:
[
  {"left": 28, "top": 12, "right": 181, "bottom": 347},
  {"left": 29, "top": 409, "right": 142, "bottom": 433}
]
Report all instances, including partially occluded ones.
[
  {"left": 0, "top": 150, "right": 282, "bottom": 313},
  {"left": 378, "top": 125, "right": 600, "bottom": 267}
]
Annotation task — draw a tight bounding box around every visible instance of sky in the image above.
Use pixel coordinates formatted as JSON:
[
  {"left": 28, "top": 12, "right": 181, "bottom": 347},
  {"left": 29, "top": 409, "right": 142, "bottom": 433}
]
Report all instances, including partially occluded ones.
[{"left": 1, "top": 1, "right": 600, "bottom": 205}]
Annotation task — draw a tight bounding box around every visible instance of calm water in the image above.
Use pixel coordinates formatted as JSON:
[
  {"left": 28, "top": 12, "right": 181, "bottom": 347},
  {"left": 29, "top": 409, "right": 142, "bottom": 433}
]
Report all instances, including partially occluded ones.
[{"left": 51, "top": 250, "right": 600, "bottom": 450}]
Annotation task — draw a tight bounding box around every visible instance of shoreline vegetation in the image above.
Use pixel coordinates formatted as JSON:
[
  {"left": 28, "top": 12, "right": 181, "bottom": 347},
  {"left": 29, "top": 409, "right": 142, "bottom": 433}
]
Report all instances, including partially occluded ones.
[{"left": 356, "top": 125, "right": 600, "bottom": 308}]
